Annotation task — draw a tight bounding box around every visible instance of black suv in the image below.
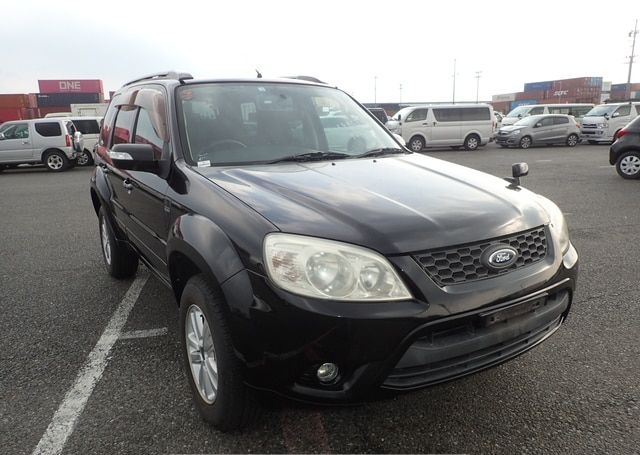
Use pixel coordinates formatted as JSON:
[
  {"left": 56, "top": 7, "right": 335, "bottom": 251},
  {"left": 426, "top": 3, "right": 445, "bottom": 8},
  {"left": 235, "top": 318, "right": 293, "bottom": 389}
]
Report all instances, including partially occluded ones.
[{"left": 90, "top": 71, "right": 578, "bottom": 431}]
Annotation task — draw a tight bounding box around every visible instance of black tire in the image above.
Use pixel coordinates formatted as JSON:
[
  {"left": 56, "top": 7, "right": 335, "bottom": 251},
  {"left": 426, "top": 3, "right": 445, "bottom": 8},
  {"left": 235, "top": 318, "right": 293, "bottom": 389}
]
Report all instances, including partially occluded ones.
[
  {"left": 179, "top": 274, "right": 259, "bottom": 431},
  {"left": 588, "top": 140, "right": 598, "bottom": 145},
  {"left": 566, "top": 133, "right": 579, "bottom": 147},
  {"left": 519, "top": 136, "right": 532, "bottom": 149},
  {"left": 408, "top": 136, "right": 425, "bottom": 152},
  {"left": 463, "top": 134, "right": 480, "bottom": 151},
  {"left": 499, "top": 144, "right": 509, "bottom": 148},
  {"left": 44, "top": 150, "right": 69, "bottom": 172},
  {"left": 0, "top": 165, "right": 4, "bottom": 173},
  {"left": 77, "top": 149, "right": 94, "bottom": 166},
  {"left": 98, "top": 207, "right": 139, "bottom": 278},
  {"left": 615, "top": 151, "right": 640, "bottom": 179}
]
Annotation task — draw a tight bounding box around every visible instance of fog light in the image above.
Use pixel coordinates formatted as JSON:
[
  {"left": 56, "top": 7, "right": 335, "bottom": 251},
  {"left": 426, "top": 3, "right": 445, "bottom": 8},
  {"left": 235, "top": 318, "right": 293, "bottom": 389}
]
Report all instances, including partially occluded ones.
[{"left": 316, "top": 363, "right": 339, "bottom": 383}]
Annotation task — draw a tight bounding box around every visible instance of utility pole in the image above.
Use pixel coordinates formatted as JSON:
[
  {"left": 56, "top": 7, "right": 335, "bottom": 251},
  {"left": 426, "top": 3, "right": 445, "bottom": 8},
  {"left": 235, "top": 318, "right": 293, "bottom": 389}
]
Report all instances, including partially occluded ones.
[
  {"left": 374, "top": 76, "right": 377, "bottom": 106},
  {"left": 452, "top": 59, "right": 457, "bottom": 104},
  {"left": 626, "top": 19, "right": 638, "bottom": 102},
  {"left": 475, "top": 71, "right": 482, "bottom": 103},
  {"left": 399, "top": 83, "right": 403, "bottom": 103}
]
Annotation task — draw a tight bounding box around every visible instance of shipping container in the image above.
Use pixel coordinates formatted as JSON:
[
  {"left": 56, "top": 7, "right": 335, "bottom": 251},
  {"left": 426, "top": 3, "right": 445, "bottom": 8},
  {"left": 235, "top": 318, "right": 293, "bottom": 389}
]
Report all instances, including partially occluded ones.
[
  {"left": 38, "top": 79, "right": 104, "bottom": 94},
  {"left": 611, "top": 83, "right": 628, "bottom": 91},
  {"left": 0, "top": 107, "right": 35, "bottom": 123},
  {"left": 523, "top": 81, "right": 552, "bottom": 92},
  {"left": 552, "top": 78, "right": 593, "bottom": 91},
  {"left": 36, "top": 106, "right": 73, "bottom": 118},
  {"left": 490, "top": 101, "right": 511, "bottom": 113},
  {"left": 516, "top": 90, "right": 545, "bottom": 101},
  {"left": 0, "top": 94, "right": 31, "bottom": 109},
  {"left": 492, "top": 93, "right": 516, "bottom": 102},
  {"left": 36, "top": 92, "right": 101, "bottom": 107}
]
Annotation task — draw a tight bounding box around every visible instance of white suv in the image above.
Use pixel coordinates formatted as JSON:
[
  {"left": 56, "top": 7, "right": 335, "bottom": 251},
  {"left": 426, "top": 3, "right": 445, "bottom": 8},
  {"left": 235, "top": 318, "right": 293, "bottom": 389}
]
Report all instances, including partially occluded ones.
[{"left": 0, "top": 118, "right": 83, "bottom": 172}]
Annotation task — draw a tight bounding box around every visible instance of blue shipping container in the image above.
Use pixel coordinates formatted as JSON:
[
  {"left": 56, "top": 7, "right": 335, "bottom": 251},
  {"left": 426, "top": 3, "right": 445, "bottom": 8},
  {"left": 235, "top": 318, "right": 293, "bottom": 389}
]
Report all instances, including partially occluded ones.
[
  {"left": 510, "top": 99, "right": 537, "bottom": 109},
  {"left": 590, "top": 77, "right": 603, "bottom": 87},
  {"left": 524, "top": 81, "right": 553, "bottom": 92},
  {"left": 611, "top": 83, "right": 628, "bottom": 91}
]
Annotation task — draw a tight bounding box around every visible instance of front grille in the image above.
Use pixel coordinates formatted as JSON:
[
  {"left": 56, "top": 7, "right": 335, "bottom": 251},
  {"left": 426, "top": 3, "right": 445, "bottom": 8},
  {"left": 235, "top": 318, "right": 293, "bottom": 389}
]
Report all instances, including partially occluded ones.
[
  {"left": 581, "top": 123, "right": 597, "bottom": 128},
  {"left": 413, "top": 226, "right": 547, "bottom": 286}
]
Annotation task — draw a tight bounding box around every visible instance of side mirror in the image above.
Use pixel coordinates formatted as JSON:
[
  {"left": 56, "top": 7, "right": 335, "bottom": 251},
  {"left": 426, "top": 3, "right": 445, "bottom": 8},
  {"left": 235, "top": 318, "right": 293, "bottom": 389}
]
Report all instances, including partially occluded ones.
[
  {"left": 0, "top": 133, "right": 5, "bottom": 140},
  {"left": 612, "top": 112, "right": 620, "bottom": 118},
  {"left": 518, "top": 114, "right": 522, "bottom": 118},
  {"left": 397, "top": 114, "right": 401, "bottom": 121},
  {"left": 512, "top": 162, "right": 528, "bottom": 186},
  {"left": 109, "top": 143, "right": 158, "bottom": 173},
  {"left": 393, "top": 133, "right": 406, "bottom": 146},
  {"left": 604, "top": 113, "right": 610, "bottom": 120}
]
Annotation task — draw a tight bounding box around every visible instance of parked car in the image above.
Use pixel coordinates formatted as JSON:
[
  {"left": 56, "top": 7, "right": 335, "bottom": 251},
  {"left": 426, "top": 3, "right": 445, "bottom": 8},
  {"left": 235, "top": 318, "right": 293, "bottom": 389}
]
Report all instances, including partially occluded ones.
[
  {"left": 91, "top": 72, "right": 578, "bottom": 431},
  {"left": 495, "top": 114, "right": 581, "bottom": 149},
  {"left": 65, "top": 116, "right": 102, "bottom": 166},
  {"left": 581, "top": 102, "right": 640, "bottom": 144},
  {"left": 367, "top": 107, "right": 389, "bottom": 124},
  {"left": 390, "top": 104, "right": 494, "bottom": 151},
  {"left": 502, "top": 103, "right": 594, "bottom": 126},
  {"left": 0, "top": 118, "right": 83, "bottom": 172},
  {"left": 609, "top": 114, "right": 640, "bottom": 179}
]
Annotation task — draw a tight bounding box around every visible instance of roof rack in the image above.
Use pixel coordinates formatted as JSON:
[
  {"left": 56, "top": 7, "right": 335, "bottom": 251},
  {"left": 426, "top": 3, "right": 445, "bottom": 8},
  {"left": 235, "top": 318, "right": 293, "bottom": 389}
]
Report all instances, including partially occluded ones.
[
  {"left": 283, "top": 75, "right": 327, "bottom": 84},
  {"left": 122, "top": 71, "right": 193, "bottom": 87}
]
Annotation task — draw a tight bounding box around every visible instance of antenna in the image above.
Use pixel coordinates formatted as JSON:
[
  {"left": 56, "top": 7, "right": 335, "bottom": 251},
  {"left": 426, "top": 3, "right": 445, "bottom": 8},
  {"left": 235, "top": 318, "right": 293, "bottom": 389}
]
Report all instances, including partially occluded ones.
[{"left": 256, "top": 69, "right": 262, "bottom": 79}]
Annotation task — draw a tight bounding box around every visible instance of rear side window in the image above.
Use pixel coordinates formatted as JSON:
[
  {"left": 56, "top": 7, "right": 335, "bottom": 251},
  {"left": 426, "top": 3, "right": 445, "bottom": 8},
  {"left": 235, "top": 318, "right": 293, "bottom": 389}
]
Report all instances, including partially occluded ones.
[
  {"left": 73, "top": 119, "right": 100, "bottom": 134},
  {"left": 553, "top": 117, "right": 569, "bottom": 125},
  {"left": 529, "top": 107, "right": 545, "bottom": 115},
  {"left": 35, "top": 122, "right": 62, "bottom": 137},
  {"left": 461, "top": 107, "right": 490, "bottom": 121},
  {"left": 433, "top": 108, "right": 460, "bottom": 122},
  {"left": 112, "top": 106, "right": 137, "bottom": 145}
]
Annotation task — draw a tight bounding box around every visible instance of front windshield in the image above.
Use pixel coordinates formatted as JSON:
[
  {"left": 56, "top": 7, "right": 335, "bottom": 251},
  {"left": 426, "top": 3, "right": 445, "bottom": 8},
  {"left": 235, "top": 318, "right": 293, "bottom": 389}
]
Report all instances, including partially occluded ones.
[
  {"left": 177, "top": 83, "right": 399, "bottom": 165},
  {"left": 584, "top": 105, "right": 616, "bottom": 117},
  {"left": 391, "top": 107, "right": 413, "bottom": 121},
  {"left": 506, "top": 106, "right": 532, "bottom": 118},
  {"left": 513, "top": 116, "right": 539, "bottom": 126}
]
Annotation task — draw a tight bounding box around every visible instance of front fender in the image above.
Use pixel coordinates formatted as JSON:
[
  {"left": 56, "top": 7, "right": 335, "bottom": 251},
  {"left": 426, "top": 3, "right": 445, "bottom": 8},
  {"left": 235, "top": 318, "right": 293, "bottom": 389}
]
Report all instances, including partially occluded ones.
[{"left": 166, "top": 213, "right": 245, "bottom": 292}]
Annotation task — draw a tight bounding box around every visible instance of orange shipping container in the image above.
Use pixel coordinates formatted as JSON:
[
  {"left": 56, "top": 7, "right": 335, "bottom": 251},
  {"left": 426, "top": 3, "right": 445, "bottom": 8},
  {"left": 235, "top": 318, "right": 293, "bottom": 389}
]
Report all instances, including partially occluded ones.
[{"left": 0, "top": 94, "right": 30, "bottom": 109}]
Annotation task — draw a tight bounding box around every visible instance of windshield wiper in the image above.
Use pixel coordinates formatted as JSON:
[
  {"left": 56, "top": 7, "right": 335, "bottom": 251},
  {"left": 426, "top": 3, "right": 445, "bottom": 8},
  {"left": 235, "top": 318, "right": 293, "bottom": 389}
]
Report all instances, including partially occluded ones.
[
  {"left": 267, "top": 151, "right": 350, "bottom": 164},
  {"left": 356, "top": 147, "right": 409, "bottom": 158}
]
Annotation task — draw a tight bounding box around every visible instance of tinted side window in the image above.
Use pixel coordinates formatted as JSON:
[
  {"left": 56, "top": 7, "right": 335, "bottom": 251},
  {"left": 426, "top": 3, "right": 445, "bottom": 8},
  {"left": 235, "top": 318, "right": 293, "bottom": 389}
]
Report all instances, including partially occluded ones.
[
  {"left": 112, "top": 106, "right": 137, "bottom": 145},
  {"left": 73, "top": 119, "right": 100, "bottom": 134},
  {"left": 615, "top": 105, "right": 631, "bottom": 116},
  {"left": 406, "top": 109, "right": 428, "bottom": 122},
  {"left": 540, "top": 117, "right": 554, "bottom": 127},
  {"left": 461, "top": 107, "right": 491, "bottom": 121},
  {"left": 636, "top": 105, "right": 640, "bottom": 115},
  {"left": 134, "top": 109, "right": 164, "bottom": 159},
  {"left": 529, "top": 107, "right": 545, "bottom": 115},
  {"left": 35, "top": 122, "right": 62, "bottom": 137},
  {"left": 433, "top": 108, "right": 461, "bottom": 122},
  {"left": 100, "top": 105, "right": 118, "bottom": 147},
  {"left": 553, "top": 116, "right": 569, "bottom": 125}
]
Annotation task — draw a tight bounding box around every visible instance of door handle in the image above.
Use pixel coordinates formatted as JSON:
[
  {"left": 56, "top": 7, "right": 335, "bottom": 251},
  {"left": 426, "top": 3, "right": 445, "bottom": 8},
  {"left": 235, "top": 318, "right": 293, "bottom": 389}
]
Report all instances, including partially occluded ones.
[
  {"left": 123, "top": 179, "right": 134, "bottom": 192},
  {"left": 22, "top": 141, "right": 30, "bottom": 144},
  {"left": 422, "top": 122, "right": 429, "bottom": 125}
]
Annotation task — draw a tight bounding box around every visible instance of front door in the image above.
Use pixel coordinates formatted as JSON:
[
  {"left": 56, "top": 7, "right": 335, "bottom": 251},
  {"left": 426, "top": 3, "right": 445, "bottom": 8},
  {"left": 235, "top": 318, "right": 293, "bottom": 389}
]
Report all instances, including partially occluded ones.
[
  {"left": 0, "top": 122, "right": 34, "bottom": 162},
  {"left": 402, "top": 108, "right": 430, "bottom": 147},
  {"left": 531, "top": 117, "right": 555, "bottom": 144}
]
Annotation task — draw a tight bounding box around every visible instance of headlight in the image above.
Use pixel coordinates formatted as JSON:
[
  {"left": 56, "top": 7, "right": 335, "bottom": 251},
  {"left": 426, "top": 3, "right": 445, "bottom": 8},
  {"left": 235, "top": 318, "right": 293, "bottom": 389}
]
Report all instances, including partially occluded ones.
[
  {"left": 535, "top": 196, "right": 570, "bottom": 254},
  {"left": 510, "top": 129, "right": 521, "bottom": 135},
  {"left": 598, "top": 123, "right": 608, "bottom": 128},
  {"left": 263, "top": 233, "right": 412, "bottom": 301}
]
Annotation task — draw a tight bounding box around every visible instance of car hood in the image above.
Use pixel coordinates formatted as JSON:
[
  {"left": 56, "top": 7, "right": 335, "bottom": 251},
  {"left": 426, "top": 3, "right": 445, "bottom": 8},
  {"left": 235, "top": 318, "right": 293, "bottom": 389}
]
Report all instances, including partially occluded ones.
[
  {"left": 198, "top": 154, "right": 549, "bottom": 255},
  {"left": 581, "top": 115, "right": 607, "bottom": 124},
  {"left": 498, "top": 124, "right": 527, "bottom": 133},
  {"left": 500, "top": 117, "right": 521, "bottom": 126}
]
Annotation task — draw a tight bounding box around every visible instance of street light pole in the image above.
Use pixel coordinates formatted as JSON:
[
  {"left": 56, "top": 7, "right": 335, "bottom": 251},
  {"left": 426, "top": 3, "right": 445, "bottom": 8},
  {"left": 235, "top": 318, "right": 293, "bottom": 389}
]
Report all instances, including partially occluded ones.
[
  {"left": 626, "top": 19, "right": 638, "bottom": 102},
  {"left": 374, "top": 76, "right": 377, "bottom": 106},
  {"left": 452, "top": 59, "right": 457, "bottom": 104},
  {"left": 475, "top": 71, "right": 482, "bottom": 103},
  {"left": 399, "top": 84, "right": 402, "bottom": 104}
]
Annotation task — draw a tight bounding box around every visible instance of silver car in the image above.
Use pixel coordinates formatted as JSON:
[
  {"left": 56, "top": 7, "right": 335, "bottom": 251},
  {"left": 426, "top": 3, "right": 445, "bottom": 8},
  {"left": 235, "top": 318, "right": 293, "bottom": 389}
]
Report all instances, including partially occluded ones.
[{"left": 495, "top": 114, "right": 581, "bottom": 149}]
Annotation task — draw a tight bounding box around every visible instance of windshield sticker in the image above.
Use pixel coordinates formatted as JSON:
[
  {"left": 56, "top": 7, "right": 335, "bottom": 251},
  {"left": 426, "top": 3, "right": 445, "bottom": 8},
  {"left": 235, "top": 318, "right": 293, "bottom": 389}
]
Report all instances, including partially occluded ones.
[{"left": 197, "top": 160, "right": 211, "bottom": 168}]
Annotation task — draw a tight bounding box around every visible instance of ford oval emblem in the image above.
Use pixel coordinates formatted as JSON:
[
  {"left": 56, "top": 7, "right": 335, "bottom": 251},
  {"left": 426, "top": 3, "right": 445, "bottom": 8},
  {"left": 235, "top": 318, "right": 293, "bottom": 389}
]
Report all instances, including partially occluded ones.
[{"left": 482, "top": 245, "right": 518, "bottom": 270}]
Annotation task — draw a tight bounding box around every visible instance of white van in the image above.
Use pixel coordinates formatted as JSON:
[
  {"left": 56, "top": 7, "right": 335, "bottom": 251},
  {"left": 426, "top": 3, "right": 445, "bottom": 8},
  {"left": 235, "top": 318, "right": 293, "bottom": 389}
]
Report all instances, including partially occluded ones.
[
  {"left": 580, "top": 102, "right": 640, "bottom": 144},
  {"left": 502, "top": 103, "right": 594, "bottom": 126},
  {"left": 389, "top": 104, "right": 494, "bottom": 151}
]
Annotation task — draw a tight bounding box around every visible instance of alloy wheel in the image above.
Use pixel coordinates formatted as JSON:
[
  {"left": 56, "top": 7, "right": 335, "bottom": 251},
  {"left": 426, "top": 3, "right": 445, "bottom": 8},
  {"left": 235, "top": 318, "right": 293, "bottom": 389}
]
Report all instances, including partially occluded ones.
[
  {"left": 47, "top": 154, "right": 64, "bottom": 170},
  {"left": 185, "top": 305, "right": 218, "bottom": 404},
  {"left": 101, "top": 218, "right": 112, "bottom": 265}
]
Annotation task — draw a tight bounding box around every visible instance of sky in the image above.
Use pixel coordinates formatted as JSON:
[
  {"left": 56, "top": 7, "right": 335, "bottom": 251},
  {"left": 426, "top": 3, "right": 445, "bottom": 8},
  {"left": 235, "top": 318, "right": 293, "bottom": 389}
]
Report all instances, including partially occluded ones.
[{"left": 1, "top": 0, "right": 638, "bottom": 103}]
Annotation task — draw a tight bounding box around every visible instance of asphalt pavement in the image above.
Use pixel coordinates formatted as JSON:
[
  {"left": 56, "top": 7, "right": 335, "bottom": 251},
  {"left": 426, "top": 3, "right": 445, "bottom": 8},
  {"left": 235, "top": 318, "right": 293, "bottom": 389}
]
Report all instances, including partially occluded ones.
[{"left": 0, "top": 143, "right": 638, "bottom": 454}]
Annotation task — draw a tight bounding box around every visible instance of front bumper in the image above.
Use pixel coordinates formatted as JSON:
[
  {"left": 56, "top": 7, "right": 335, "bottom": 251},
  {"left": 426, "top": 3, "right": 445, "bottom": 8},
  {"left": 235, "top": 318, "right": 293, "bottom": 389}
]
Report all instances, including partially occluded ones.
[
  {"left": 495, "top": 134, "right": 521, "bottom": 146},
  {"left": 221, "top": 243, "right": 578, "bottom": 404},
  {"left": 581, "top": 128, "right": 612, "bottom": 142}
]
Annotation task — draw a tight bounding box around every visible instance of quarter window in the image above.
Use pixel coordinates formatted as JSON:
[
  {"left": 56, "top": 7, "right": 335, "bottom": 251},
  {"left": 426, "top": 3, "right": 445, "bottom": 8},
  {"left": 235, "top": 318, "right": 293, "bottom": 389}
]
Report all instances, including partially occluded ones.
[
  {"left": 35, "top": 122, "right": 62, "bottom": 137},
  {"left": 529, "top": 107, "right": 545, "bottom": 115},
  {"left": 405, "top": 109, "right": 428, "bottom": 122},
  {"left": 112, "top": 106, "right": 137, "bottom": 145}
]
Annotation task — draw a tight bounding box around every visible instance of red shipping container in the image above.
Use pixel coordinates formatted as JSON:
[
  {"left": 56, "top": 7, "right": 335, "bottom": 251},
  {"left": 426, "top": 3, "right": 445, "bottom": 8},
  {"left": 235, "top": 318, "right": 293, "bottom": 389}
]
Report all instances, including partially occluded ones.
[
  {"left": 0, "top": 94, "right": 30, "bottom": 109},
  {"left": 0, "top": 107, "right": 25, "bottom": 123},
  {"left": 552, "top": 78, "right": 592, "bottom": 91},
  {"left": 516, "top": 90, "right": 545, "bottom": 100},
  {"left": 36, "top": 106, "right": 72, "bottom": 118},
  {"left": 38, "top": 79, "right": 104, "bottom": 94}
]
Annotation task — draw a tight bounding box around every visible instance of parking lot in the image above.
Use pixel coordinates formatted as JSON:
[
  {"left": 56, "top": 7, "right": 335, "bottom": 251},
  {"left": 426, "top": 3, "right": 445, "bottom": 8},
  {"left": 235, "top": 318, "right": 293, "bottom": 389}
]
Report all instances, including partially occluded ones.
[{"left": 1, "top": 142, "right": 638, "bottom": 454}]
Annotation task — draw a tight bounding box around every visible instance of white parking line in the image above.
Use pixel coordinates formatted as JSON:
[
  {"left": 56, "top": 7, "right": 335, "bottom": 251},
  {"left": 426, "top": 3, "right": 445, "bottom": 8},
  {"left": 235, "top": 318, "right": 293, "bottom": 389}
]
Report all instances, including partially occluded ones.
[
  {"left": 32, "top": 272, "right": 149, "bottom": 455},
  {"left": 120, "top": 327, "right": 168, "bottom": 340}
]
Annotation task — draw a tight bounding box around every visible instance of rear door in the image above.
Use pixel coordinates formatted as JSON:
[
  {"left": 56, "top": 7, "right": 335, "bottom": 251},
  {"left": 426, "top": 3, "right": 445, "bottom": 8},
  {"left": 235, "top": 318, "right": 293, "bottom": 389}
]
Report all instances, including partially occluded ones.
[
  {"left": 552, "top": 116, "right": 570, "bottom": 142},
  {"left": 0, "top": 122, "right": 34, "bottom": 161}
]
